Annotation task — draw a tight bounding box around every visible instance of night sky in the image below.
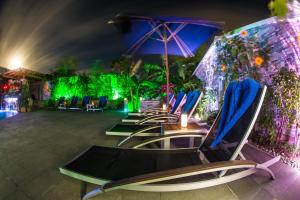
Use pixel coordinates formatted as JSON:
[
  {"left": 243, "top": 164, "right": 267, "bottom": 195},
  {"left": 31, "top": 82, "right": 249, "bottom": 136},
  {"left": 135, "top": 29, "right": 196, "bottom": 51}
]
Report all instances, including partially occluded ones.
[{"left": 0, "top": 0, "right": 270, "bottom": 72}]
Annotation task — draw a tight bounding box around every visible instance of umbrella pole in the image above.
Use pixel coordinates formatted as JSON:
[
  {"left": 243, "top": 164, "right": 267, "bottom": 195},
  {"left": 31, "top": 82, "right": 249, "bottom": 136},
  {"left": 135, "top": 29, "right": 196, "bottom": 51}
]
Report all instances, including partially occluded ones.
[{"left": 163, "top": 31, "right": 170, "bottom": 107}]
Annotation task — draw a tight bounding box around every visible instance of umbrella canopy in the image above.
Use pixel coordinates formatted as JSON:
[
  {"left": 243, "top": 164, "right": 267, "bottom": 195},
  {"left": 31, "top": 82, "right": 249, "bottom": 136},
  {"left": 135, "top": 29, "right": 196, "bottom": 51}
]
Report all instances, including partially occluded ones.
[{"left": 109, "top": 14, "right": 223, "bottom": 104}]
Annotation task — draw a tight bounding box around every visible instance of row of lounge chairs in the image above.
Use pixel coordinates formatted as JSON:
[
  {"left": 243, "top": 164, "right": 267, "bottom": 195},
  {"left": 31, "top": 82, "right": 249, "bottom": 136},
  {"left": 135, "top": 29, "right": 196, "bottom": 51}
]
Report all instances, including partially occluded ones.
[
  {"left": 57, "top": 96, "right": 107, "bottom": 112},
  {"left": 106, "top": 90, "right": 204, "bottom": 139},
  {"left": 59, "top": 79, "right": 280, "bottom": 200}
]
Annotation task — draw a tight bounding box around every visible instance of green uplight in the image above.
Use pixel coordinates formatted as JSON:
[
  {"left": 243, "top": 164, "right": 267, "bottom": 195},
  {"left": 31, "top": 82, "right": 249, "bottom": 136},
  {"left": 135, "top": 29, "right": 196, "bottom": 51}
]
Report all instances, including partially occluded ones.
[{"left": 112, "top": 89, "right": 119, "bottom": 100}]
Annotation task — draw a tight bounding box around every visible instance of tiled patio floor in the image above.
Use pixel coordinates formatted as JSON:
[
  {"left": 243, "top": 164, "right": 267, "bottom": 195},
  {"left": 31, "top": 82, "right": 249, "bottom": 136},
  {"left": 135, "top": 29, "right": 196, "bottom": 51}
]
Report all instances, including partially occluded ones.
[{"left": 0, "top": 110, "right": 299, "bottom": 200}]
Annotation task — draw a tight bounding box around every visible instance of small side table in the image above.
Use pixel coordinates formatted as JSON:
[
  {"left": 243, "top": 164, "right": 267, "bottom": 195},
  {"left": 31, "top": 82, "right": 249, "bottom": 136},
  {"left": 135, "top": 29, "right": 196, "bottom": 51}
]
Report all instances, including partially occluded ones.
[
  {"left": 162, "top": 123, "right": 208, "bottom": 148},
  {"left": 86, "top": 104, "right": 95, "bottom": 112}
]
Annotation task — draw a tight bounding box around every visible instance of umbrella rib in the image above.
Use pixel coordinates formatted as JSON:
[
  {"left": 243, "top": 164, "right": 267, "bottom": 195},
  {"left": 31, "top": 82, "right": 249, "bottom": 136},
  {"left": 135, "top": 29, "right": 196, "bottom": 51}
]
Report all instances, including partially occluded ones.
[
  {"left": 164, "top": 24, "right": 191, "bottom": 57},
  {"left": 126, "top": 24, "right": 163, "bottom": 55},
  {"left": 166, "top": 24, "right": 195, "bottom": 57},
  {"left": 174, "top": 35, "right": 195, "bottom": 57},
  {"left": 166, "top": 23, "right": 186, "bottom": 41},
  {"left": 149, "top": 21, "right": 164, "bottom": 40},
  {"left": 165, "top": 23, "right": 194, "bottom": 56}
]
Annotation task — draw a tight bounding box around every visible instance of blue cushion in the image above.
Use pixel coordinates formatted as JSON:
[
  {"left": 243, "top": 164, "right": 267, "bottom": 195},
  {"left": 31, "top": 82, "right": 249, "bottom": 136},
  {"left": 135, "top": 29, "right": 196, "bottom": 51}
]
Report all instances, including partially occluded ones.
[
  {"left": 210, "top": 79, "right": 261, "bottom": 148},
  {"left": 99, "top": 96, "right": 108, "bottom": 107},
  {"left": 71, "top": 96, "right": 78, "bottom": 106},
  {"left": 171, "top": 92, "right": 185, "bottom": 114},
  {"left": 82, "top": 96, "right": 90, "bottom": 106},
  {"left": 182, "top": 91, "right": 201, "bottom": 114}
]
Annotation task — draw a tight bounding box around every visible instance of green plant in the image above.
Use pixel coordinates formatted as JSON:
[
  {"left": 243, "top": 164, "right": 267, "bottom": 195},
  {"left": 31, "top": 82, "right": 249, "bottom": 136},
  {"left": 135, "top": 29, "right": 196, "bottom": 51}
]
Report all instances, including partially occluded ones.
[
  {"left": 176, "top": 64, "right": 203, "bottom": 92},
  {"left": 268, "top": 0, "right": 288, "bottom": 18},
  {"left": 272, "top": 68, "right": 300, "bottom": 144},
  {"left": 255, "top": 92, "right": 277, "bottom": 145},
  {"left": 170, "top": 46, "right": 207, "bottom": 93},
  {"left": 45, "top": 99, "right": 55, "bottom": 107},
  {"left": 196, "top": 89, "right": 217, "bottom": 120},
  {"left": 216, "top": 34, "right": 270, "bottom": 83},
  {"left": 282, "top": 142, "right": 297, "bottom": 154},
  {"left": 135, "top": 63, "right": 166, "bottom": 99}
]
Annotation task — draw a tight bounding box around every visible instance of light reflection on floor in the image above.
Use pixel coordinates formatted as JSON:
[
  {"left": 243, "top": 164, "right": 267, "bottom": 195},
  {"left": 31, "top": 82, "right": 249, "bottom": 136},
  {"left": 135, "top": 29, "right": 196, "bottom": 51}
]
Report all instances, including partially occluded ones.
[{"left": 0, "top": 110, "right": 18, "bottom": 120}]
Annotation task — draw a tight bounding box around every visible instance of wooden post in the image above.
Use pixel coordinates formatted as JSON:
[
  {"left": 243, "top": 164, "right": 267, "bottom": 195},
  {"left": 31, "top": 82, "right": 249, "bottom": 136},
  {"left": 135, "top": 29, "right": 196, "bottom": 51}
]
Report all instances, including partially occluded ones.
[{"left": 163, "top": 26, "right": 170, "bottom": 105}]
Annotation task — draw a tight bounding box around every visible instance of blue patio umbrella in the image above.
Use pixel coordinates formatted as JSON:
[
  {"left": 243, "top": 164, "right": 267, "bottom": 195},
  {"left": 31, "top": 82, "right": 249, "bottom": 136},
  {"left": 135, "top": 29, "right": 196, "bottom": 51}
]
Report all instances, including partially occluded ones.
[{"left": 109, "top": 14, "right": 223, "bottom": 104}]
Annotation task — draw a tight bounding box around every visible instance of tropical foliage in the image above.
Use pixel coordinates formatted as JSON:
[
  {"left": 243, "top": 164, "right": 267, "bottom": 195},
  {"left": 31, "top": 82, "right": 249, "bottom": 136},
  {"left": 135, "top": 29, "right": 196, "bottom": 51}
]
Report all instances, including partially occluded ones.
[{"left": 51, "top": 74, "right": 136, "bottom": 101}]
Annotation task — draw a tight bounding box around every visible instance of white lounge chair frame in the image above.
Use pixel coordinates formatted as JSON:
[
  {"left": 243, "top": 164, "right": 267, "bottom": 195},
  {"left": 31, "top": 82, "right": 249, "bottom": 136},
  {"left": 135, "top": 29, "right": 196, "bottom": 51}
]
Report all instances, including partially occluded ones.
[
  {"left": 128, "top": 94, "right": 175, "bottom": 116},
  {"left": 122, "top": 94, "right": 187, "bottom": 122},
  {"left": 60, "top": 86, "right": 281, "bottom": 200},
  {"left": 106, "top": 93, "right": 202, "bottom": 137}
]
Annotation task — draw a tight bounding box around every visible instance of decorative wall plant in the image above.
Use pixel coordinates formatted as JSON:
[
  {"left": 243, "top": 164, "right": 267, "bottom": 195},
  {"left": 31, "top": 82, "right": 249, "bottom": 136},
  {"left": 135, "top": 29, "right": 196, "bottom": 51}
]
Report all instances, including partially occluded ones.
[
  {"left": 196, "top": 89, "right": 217, "bottom": 120},
  {"left": 194, "top": 16, "right": 300, "bottom": 152},
  {"left": 271, "top": 68, "right": 300, "bottom": 146},
  {"left": 215, "top": 32, "right": 270, "bottom": 83}
]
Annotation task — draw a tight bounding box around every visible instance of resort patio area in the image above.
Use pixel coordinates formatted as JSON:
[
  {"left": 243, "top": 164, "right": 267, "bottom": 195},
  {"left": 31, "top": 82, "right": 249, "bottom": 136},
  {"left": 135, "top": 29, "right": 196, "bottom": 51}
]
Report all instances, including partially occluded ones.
[{"left": 0, "top": 111, "right": 299, "bottom": 200}]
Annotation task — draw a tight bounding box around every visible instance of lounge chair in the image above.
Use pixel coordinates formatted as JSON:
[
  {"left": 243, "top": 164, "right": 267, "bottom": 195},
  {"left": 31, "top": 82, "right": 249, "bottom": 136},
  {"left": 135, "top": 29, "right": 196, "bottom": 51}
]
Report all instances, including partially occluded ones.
[
  {"left": 87, "top": 96, "right": 107, "bottom": 112},
  {"left": 128, "top": 93, "right": 175, "bottom": 116},
  {"left": 57, "top": 97, "right": 66, "bottom": 110},
  {"left": 59, "top": 79, "right": 280, "bottom": 200},
  {"left": 81, "top": 96, "right": 91, "bottom": 110},
  {"left": 68, "top": 96, "right": 80, "bottom": 110},
  {"left": 106, "top": 91, "right": 202, "bottom": 136},
  {"left": 122, "top": 92, "right": 187, "bottom": 123}
]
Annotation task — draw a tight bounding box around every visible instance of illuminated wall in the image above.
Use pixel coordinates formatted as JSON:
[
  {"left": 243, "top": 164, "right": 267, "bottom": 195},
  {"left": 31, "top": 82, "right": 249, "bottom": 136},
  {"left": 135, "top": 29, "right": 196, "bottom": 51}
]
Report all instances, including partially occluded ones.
[{"left": 194, "top": 15, "right": 300, "bottom": 150}]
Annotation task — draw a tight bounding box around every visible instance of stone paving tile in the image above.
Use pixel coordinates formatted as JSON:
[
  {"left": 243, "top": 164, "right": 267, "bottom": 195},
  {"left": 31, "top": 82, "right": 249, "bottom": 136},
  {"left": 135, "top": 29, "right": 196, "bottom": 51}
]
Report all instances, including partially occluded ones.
[
  {"left": 91, "top": 190, "right": 122, "bottom": 200},
  {"left": 0, "top": 110, "right": 300, "bottom": 200},
  {"left": 0, "top": 169, "right": 18, "bottom": 199},
  {"left": 161, "top": 185, "right": 238, "bottom": 200},
  {"left": 121, "top": 190, "right": 161, "bottom": 200},
  {"left": 226, "top": 176, "right": 263, "bottom": 200},
  {"left": 19, "top": 169, "right": 70, "bottom": 200},
  {"left": 3, "top": 190, "right": 32, "bottom": 200},
  {"left": 242, "top": 144, "right": 300, "bottom": 200},
  {"left": 0, "top": 160, "right": 34, "bottom": 185}
]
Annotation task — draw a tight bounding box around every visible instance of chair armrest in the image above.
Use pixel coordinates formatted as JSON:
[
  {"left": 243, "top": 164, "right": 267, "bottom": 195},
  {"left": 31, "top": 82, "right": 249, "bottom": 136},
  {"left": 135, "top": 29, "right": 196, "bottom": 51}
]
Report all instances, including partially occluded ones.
[
  {"left": 131, "top": 132, "right": 208, "bottom": 148},
  {"left": 103, "top": 160, "right": 256, "bottom": 191},
  {"left": 136, "top": 114, "right": 169, "bottom": 124},
  {"left": 117, "top": 125, "right": 162, "bottom": 147},
  {"left": 138, "top": 115, "right": 179, "bottom": 125}
]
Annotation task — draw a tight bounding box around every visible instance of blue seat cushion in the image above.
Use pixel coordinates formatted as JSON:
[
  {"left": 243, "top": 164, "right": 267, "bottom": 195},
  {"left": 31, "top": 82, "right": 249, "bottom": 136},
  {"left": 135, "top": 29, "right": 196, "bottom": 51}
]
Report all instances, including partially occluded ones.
[{"left": 210, "top": 79, "right": 260, "bottom": 148}]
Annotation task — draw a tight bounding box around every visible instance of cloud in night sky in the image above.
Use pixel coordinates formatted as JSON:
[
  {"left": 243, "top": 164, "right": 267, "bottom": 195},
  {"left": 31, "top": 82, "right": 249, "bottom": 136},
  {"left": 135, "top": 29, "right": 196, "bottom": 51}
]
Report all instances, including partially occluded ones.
[{"left": 0, "top": 0, "right": 270, "bottom": 72}]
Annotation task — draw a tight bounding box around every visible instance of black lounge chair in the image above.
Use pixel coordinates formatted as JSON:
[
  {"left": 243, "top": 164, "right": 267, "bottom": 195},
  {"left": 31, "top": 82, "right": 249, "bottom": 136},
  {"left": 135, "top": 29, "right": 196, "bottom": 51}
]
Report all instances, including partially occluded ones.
[
  {"left": 57, "top": 97, "right": 66, "bottom": 110},
  {"left": 123, "top": 92, "right": 186, "bottom": 123},
  {"left": 106, "top": 91, "right": 202, "bottom": 136},
  {"left": 60, "top": 79, "right": 280, "bottom": 200}
]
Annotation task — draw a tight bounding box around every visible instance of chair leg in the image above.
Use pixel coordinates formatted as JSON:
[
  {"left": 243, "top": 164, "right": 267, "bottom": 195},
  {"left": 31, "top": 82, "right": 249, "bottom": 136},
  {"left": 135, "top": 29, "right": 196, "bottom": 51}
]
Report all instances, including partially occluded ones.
[
  {"left": 80, "top": 182, "right": 87, "bottom": 199},
  {"left": 82, "top": 187, "right": 103, "bottom": 200}
]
